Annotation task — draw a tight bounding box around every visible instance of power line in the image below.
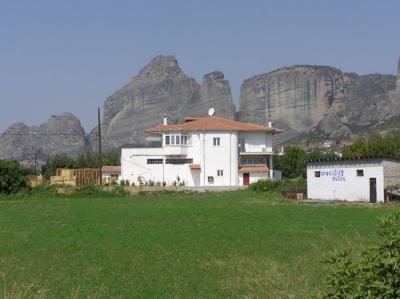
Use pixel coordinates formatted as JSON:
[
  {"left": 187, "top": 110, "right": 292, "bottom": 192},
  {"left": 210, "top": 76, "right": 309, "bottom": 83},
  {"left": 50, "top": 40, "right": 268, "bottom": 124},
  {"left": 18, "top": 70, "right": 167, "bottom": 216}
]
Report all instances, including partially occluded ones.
[{"left": 1, "top": 133, "right": 84, "bottom": 136}]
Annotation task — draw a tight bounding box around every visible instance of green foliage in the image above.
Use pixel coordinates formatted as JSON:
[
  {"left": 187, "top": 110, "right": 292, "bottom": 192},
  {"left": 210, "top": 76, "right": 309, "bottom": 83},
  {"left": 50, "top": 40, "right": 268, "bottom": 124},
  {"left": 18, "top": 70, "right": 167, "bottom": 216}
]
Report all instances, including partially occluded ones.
[
  {"left": 0, "top": 160, "right": 27, "bottom": 194},
  {"left": 274, "top": 146, "right": 308, "bottom": 178},
  {"left": 324, "top": 212, "right": 400, "bottom": 298},
  {"left": 41, "top": 150, "right": 121, "bottom": 178},
  {"left": 275, "top": 146, "right": 337, "bottom": 178},
  {"left": 248, "top": 177, "right": 307, "bottom": 193},
  {"left": 342, "top": 134, "right": 400, "bottom": 158},
  {"left": 248, "top": 179, "right": 281, "bottom": 192}
]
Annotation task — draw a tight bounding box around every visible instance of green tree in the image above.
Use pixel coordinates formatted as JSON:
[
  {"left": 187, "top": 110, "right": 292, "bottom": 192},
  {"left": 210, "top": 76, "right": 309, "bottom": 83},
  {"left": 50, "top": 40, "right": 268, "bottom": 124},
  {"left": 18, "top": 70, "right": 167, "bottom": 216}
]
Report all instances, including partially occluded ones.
[
  {"left": 275, "top": 146, "right": 307, "bottom": 178},
  {"left": 0, "top": 160, "right": 27, "bottom": 193},
  {"left": 342, "top": 134, "right": 400, "bottom": 158}
]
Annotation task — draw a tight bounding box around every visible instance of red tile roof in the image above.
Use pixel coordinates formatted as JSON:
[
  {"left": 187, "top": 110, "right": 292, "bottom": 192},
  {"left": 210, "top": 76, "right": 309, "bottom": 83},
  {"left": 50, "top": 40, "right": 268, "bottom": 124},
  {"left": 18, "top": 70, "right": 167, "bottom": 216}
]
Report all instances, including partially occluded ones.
[
  {"left": 101, "top": 166, "right": 121, "bottom": 174},
  {"left": 146, "top": 116, "right": 282, "bottom": 134},
  {"left": 189, "top": 164, "right": 201, "bottom": 169},
  {"left": 239, "top": 166, "right": 269, "bottom": 173}
]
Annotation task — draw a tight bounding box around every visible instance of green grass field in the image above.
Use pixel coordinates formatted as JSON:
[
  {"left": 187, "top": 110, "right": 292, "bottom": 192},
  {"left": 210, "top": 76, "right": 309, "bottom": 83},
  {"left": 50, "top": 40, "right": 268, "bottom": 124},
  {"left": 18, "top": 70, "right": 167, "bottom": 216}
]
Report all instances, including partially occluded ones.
[{"left": 0, "top": 191, "right": 396, "bottom": 298}]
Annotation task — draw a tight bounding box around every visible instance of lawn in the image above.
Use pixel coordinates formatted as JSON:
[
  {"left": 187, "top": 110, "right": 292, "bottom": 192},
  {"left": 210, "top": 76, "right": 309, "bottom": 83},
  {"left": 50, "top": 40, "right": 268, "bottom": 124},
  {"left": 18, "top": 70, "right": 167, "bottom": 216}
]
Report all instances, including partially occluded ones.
[{"left": 0, "top": 191, "right": 396, "bottom": 298}]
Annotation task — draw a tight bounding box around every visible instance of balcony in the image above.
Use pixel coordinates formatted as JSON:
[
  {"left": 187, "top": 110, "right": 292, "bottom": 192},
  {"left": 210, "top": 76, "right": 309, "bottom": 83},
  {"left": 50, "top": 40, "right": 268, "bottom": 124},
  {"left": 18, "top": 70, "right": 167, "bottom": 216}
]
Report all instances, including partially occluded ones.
[
  {"left": 239, "top": 146, "right": 273, "bottom": 155},
  {"left": 163, "top": 145, "right": 189, "bottom": 156}
]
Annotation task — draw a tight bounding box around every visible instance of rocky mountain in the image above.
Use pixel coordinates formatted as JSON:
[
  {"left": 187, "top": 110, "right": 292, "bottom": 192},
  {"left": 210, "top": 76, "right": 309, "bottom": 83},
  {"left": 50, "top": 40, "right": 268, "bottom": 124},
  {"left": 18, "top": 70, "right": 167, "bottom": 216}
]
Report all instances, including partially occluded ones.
[
  {"left": 89, "top": 55, "right": 235, "bottom": 151},
  {"left": 1, "top": 55, "right": 399, "bottom": 162},
  {"left": 0, "top": 113, "right": 86, "bottom": 163},
  {"left": 238, "top": 63, "right": 399, "bottom": 143}
]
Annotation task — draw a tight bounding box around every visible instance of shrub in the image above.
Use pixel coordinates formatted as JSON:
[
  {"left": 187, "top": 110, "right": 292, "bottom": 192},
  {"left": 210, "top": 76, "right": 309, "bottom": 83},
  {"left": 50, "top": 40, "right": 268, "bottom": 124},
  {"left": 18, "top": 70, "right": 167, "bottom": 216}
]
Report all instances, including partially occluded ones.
[
  {"left": 248, "top": 179, "right": 280, "bottom": 192},
  {"left": 323, "top": 212, "right": 400, "bottom": 298},
  {"left": 0, "top": 160, "right": 27, "bottom": 194}
]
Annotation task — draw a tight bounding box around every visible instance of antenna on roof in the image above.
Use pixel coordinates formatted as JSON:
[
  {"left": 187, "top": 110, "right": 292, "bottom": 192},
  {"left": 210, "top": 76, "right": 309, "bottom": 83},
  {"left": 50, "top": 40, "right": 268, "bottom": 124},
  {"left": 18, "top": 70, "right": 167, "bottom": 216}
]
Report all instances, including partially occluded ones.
[{"left": 208, "top": 107, "right": 215, "bottom": 116}]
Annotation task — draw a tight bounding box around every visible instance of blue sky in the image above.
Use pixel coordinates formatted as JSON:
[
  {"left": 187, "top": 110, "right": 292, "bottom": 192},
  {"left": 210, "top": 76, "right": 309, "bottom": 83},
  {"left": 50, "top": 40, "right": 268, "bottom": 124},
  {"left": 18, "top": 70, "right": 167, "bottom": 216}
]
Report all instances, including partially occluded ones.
[{"left": 0, "top": 0, "right": 399, "bottom": 132}]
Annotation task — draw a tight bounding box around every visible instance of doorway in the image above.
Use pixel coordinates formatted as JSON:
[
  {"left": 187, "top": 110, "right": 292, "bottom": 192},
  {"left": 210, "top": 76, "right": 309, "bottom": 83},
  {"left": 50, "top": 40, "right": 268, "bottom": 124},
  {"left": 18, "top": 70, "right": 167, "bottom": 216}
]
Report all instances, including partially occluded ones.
[
  {"left": 369, "top": 178, "right": 377, "bottom": 203},
  {"left": 243, "top": 173, "right": 250, "bottom": 185}
]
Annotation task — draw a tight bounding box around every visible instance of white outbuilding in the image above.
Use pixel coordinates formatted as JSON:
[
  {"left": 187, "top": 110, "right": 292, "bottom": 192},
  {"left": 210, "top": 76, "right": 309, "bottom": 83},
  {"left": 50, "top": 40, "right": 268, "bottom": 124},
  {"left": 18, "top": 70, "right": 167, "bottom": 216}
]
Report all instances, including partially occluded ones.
[{"left": 307, "top": 157, "right": 400, "bottom": 203}]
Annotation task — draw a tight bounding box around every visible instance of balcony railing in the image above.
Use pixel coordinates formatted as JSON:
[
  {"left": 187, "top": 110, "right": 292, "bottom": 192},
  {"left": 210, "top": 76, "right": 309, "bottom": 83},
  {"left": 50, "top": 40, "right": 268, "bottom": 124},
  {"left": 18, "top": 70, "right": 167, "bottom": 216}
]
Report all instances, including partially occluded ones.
[{"left": 239, "top": 146, "right": 273, "bottom": 154}]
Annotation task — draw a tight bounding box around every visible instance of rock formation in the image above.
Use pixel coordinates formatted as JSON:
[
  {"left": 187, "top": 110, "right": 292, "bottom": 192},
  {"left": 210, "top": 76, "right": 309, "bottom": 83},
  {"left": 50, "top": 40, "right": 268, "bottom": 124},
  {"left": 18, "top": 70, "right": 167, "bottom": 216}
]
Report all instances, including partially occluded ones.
[
  {"left": 0, "top": 113, "right": 86, "bottom": 163},
  {"left": 90, "top": 55, "right": 235, "bottom": 151},
  {"left": 1, "top": 55, "right": 400, "bottom": 162},
  {"left": 238, "top": 65, "right": 399, "bottom": 143}
]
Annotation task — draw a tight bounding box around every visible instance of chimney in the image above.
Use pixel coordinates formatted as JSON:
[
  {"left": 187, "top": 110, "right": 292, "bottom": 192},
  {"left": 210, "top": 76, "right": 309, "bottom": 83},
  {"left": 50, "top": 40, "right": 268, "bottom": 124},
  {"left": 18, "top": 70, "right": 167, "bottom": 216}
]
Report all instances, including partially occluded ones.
[
  {"left": 268, "top": 118, "right": 273, "bottom": 128},
  {"left": 163, "top": 114, "right": 168, "bottom": 125}
]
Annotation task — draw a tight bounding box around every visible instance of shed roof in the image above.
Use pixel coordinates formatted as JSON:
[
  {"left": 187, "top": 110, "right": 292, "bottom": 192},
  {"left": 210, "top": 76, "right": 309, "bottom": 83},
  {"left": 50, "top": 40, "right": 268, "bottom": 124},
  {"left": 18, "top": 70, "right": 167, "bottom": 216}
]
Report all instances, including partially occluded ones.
[
  {"left": 307, "top": 156, "right": 400, "bottom": 164},
  {"left": 102, "top": 166, "right": 121, "bottom": 174}
]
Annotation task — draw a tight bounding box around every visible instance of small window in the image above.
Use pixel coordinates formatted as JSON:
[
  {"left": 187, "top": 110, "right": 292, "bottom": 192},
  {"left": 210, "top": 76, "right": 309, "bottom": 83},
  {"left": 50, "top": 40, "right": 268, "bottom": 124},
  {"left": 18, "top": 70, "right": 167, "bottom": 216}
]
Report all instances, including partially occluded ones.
[
  {"left": 213, "top": 137, "right": 221, "bottom": 146},
  {"left": 165, "top": 135, "right": 170, "bottom": 145},
  {"left": 357, "top": 169, "right": 364, "bottom": 177},
  {"left": 208, "top": 176, "right": 214, "bottom": 184},
  {"left": 315, "top": 171, "right": 321, "bottom": 178},
  {"left": 175, "top": 135, "right": 180, "bottom": 145},
  {"left": 217, "top": 170, "right": 224, "bottom": 177}
]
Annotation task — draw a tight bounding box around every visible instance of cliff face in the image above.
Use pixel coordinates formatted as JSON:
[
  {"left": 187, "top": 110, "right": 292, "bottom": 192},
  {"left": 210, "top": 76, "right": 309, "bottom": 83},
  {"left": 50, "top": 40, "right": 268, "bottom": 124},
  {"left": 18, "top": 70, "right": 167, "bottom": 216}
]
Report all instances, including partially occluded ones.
[
  {"left": 0, "top": 113, "right": 86, "bottom": 163},
  {"left": 1, "top": 55, "right": 400, "bottom": 162},
  {"left": 90, "top": 55, "right": 235, "bottom": 151},
  {"left": 238, "top": 66, "right": 347, "bottom": 141},
  {"left": 238, "top": 65, "right": 399, "bottom": 143}
]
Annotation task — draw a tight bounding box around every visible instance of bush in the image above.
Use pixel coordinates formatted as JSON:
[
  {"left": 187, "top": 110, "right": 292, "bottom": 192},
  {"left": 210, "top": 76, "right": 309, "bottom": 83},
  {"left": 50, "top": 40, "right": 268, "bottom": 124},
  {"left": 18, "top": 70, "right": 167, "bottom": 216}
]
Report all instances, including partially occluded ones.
[
  {"left": 248, "top": 179, "right": 280, "bottom": 192},
  {"left": 0, "top": 160, "right": 27, "bottom": 194},
  {"left": 323, "top": 212, "right": 400, "bottom": 298}
]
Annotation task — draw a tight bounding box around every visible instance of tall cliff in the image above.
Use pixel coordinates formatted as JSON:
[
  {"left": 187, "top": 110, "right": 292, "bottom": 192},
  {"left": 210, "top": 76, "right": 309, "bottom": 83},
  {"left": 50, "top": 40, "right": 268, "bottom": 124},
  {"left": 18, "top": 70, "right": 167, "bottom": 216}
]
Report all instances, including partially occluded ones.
[
  {"left": 0, "top": 113, "right": 86, "bottom": 163},
  {"left": 1, "top": 55, "right": 399, "bottom": 162},
  {"left": 238, "top": 65, "right": 399, "bottom": 142},
  {"left": 90, "top": 55, "right": 235, "bottom": 151}
]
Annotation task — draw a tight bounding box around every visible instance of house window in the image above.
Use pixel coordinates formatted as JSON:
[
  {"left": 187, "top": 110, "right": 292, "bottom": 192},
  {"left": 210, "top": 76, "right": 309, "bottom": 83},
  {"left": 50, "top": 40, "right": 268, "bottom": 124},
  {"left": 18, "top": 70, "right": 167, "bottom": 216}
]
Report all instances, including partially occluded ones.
[
  {"left": 175, "top": 135, "right": 180, "bottom": 145},
  {"left": 315, "top": 171, "right": 321, "bottom": 178},
  {"left": 147, "top": 159, "right": 163, "bottom": 164},
  {"left": 208, "top": 176, "right": 214, "bottom": 184},
  {"left": 357, "top": 169, "right": 364, "bottom": 177},
  {"left": 165, "top": 135, "right": 170, "bottom": 145},
  {"left": 181, "top": 135, "right": 188, "bottom": 145},
  {"left": 213, "top": 137, "right": 221, "bottom": 146},
  {"left": 165, "top": 158, "right": 193, "bottom": 164},
  {"left": 217, "top": 170, "right": 224, "bottom": 176}
]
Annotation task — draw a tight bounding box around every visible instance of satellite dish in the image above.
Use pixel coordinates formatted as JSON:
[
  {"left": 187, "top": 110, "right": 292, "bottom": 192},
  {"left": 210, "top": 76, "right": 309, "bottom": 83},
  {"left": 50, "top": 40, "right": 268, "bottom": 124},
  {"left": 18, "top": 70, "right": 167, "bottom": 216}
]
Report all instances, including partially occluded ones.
[{"left": 208, "top": 108, "right": 215, "bottom": 116}]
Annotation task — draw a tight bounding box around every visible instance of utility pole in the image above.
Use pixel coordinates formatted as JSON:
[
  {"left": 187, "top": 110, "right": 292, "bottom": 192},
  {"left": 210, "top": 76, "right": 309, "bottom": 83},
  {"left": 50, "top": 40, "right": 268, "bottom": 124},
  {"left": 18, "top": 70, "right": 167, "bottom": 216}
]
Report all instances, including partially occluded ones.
[
  {"left": 34, "top": 150, "right": 38, "bottom": 176},
  {"left": 98, "top": 107, "right": 103, "bottom": 186}
]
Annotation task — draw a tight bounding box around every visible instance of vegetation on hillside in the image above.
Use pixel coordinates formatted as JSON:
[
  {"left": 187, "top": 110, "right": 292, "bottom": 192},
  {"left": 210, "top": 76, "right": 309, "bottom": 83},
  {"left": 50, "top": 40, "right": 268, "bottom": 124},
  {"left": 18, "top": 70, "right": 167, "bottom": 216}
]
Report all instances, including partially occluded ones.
[{"left": 342, "top": 133, "right": 400, "bottom": 158}]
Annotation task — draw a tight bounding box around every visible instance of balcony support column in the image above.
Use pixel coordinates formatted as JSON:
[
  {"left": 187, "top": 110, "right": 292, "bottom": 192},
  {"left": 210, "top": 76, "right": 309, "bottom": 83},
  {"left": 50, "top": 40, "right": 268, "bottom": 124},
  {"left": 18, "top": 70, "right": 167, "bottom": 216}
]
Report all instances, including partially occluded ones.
[{"left": 269, "top": 155, "right": 273, "bottom": 179}]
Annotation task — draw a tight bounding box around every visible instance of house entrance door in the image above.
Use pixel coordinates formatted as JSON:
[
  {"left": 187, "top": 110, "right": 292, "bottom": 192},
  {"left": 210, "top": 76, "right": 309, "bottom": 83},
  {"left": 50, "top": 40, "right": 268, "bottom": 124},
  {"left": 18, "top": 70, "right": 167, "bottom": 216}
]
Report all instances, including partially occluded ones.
[
  {"left": 243, "top": 173, "right": 250, "bottom": 185},
  {"left": 370, "top": 178, "right": 377, "bottom": 203}
]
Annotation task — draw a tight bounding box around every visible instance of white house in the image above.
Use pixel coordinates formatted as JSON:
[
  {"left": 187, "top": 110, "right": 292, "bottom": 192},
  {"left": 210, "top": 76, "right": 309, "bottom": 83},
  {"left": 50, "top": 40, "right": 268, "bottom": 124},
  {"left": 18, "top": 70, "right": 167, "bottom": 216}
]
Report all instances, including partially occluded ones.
[
  {"left": 307, "top": 157, "right": 400, "bottom": 203},
  {"left": 120, "top": 113, "right": 282, "bottom": 187}
]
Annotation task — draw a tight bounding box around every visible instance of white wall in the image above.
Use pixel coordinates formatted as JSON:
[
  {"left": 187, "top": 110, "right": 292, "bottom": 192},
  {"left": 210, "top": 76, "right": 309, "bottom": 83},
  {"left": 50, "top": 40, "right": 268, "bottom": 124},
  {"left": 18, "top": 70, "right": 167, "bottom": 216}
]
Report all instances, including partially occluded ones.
[
  {"left": 238, "top": 172, "right": 269, "bottom": 185},
  {"left": 307, "top": 161, "right": 385, "bottom": 202},
  {"left": 199, "top": 131, "right": 238, "bottom": 186}
]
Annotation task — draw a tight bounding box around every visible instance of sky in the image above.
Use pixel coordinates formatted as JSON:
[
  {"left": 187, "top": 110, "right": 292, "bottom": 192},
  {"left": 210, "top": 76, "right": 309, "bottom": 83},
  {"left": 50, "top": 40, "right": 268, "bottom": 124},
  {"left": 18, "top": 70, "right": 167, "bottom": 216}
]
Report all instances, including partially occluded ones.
[{"left": 0, "top": 0, "right": 399, "bottom": 133}]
